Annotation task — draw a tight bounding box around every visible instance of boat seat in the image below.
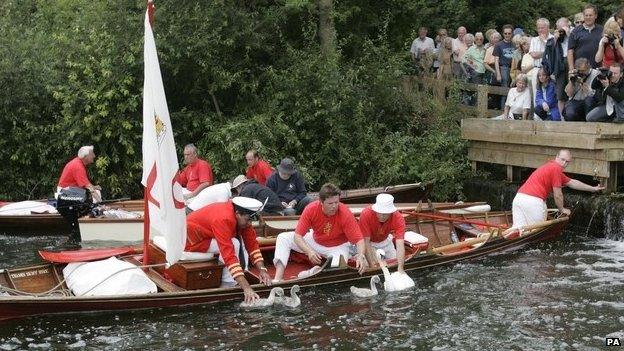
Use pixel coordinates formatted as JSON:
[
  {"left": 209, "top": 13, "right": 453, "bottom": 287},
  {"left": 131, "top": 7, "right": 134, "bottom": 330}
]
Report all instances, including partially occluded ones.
[{"left": 153, "top": 235, "right": 217, "bottom": 262}]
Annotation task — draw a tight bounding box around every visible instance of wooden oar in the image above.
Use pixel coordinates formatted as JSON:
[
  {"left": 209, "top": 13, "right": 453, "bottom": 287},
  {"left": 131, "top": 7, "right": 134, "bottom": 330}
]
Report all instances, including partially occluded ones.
[
  {"left": 39, "top": 246, "right": 142, "bottom": 263},
  {"left": 431, "top": 233, "right": 492, "bottom": 254},
  {"left": 407, "top": 211, "right": 508, "bottom": 229},
  {"left": 501, "top": 216, "right": 569, "bottom": 237}
]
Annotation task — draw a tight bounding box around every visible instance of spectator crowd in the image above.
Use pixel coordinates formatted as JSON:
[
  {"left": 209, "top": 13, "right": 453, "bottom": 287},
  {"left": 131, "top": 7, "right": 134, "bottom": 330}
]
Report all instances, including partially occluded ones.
[{"left": 409, "top": 4, "right": 624, "bottom": 123}]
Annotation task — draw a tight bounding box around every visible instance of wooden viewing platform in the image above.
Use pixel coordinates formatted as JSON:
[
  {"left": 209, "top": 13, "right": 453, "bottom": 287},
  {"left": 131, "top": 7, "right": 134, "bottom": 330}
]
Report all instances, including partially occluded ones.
[
  {"left": 462, "top": 119, "right": 624, "bottom": 192},
  {"left": 402, "top": 76, "right": 624, "bottom": 192}
]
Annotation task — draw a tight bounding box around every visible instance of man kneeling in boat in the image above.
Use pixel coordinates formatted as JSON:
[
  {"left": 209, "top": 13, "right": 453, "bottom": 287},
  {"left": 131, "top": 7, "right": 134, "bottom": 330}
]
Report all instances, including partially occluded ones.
[
  {"left": 185, "top": 197, "right": 272, "bottom": 303},
  {"left": 511, "top": 150, "right": 604, "bottom": 229},
  {"left": 272, "top": 183, "right": 368, "bottom": 282},
  {"left": 358, "top": 193, "right": 408, "bottom": 272},
  {"left": 57, "top": 145, "right": 102, "bottom": 203}
]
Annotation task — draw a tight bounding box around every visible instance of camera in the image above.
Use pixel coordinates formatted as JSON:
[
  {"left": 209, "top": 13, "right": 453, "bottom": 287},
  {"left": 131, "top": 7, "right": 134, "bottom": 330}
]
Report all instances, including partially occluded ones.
[
  {"left": 569, "top": 72, "right": 587, "bottom": 83},
  {"left": 598, "top": 68, "right": 613, "bottom": 81},
  {"left": 607, "top": 34, "right": 617, "bottom": 44},
  {"left": 558, "top": 29, "right": 566, "bottom": 38}
]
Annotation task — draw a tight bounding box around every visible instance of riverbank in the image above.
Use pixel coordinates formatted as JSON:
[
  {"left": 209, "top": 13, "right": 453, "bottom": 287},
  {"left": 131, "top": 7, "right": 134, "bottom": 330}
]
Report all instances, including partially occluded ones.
[{"left": 463, "top": 177, "right": 624, "bottom": 241}]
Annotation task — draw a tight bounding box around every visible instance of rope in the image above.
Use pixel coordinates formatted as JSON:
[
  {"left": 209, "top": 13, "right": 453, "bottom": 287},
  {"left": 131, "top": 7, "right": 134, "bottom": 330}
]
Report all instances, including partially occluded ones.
[{"left": 0, "top": 262, "right": 167, "bottom": 298}]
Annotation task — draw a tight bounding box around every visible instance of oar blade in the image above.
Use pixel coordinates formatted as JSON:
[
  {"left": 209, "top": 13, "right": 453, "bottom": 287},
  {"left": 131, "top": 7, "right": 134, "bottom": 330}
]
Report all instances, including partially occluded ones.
[{"left": 39, "top": 247, "right": 139, "bottom": 263}]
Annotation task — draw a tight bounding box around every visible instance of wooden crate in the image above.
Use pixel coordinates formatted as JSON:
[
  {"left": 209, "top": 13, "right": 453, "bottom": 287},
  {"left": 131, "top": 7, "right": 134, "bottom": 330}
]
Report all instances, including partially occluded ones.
[{"left": 148, "top": 243, "right": 223, "bottom": 290}]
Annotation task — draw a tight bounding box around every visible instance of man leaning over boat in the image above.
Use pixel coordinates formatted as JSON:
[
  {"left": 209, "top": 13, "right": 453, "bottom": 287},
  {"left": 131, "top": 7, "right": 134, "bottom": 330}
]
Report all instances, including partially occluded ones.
[
  {"left": 57, "top": 145, "right": 102, "bottom": 203},
  {"left": 511, "top": 149, "right": 604, "bottom": 229},
  {"left": 272, "top": 183, "right": 368, "bottom": 282},
  {"left": 358, "top": 193, "right": 410, "bottom": 273},
  {"left": 184, "top": 196, "right": 272, "bottom": 303}
]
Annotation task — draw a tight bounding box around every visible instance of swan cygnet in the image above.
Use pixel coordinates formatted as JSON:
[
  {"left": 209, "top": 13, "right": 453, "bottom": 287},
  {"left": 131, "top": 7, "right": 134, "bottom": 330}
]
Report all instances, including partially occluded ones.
[
  {"left": 350, "top": 275, "right": 381, "bottom": 298},
  {"left": 240, "top": 287, "right": 284, "bottom": 308},
  {"left": 274, "top": 284, "right": 301, "bottom": 308}
]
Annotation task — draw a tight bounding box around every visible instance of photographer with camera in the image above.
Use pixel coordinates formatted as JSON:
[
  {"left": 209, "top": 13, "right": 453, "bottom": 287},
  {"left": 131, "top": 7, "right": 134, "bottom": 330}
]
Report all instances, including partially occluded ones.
[
  {"left": 586, "top": 63, "right": 624, "bottom": 123},
  {"left": 595, "top": 19, "right": 624, "bottom": 69},
  {"left": 543, "top": 18, "right": 571, "bottom": 114},
  {"left": 563, "top": 58, "right": 599, "bottom": 121}
]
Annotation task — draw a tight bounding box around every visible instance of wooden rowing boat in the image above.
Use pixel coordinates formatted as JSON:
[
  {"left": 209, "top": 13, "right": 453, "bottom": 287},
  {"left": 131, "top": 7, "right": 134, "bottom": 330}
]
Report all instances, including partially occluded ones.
[
  {"left": 0, "top": 182, "right": 432, "bottom": 238},
  {"left": 0, "top": 210, "right": 568, "bottom": 322}
]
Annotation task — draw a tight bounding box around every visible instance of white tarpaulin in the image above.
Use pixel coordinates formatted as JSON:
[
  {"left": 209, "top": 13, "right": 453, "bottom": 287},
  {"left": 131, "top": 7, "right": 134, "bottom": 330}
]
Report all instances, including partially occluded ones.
[
  {"left": 63, "top": 257, "right": 157, "bottom": 296},
  {"left": 0, "top": 201, "right": 57, "bottom": 215},
  {"left": 141, "top": 4, "right": 186, "bottom": 265}
]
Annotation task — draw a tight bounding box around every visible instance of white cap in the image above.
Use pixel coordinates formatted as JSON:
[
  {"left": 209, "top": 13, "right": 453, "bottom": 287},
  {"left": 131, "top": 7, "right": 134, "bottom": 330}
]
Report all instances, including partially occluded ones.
[
  {"left": 231, "top": 175, "right": 249, "bottom": 189},
  {"left": 232, "top": 196, "right": 264, "bottom": 216},
  {"left": 371, "top": 193, "right": 397, "bottom": 214}
]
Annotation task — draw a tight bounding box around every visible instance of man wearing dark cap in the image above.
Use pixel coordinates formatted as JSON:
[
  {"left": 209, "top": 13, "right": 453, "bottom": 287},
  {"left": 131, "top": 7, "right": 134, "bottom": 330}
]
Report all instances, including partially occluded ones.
[
  {"left": 231, "top": 175, "right": 283, "bottom": 215},
  {"left": 266, "top": 158, "right": 312, "bottom": 215},
  {"left": 185, "top": 196, "right": 272, "bottom": 303}
]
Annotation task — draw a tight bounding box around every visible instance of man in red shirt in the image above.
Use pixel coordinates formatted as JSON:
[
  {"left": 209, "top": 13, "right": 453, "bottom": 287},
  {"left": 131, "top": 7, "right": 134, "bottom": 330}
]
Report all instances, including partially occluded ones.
[
  {"left": 57, "top": 145, "right": 102, "bottom": 202},
  {"left": 178, "top": 144, "right": 214, "bottom": 200},
  {"left": 185, "top": 197, "right": 271, "bottom": 303},
  {"left": 245, "top": 149, "right": 273, "bottom": 186},
  {"left": 272, "top": 183, "right": 368, "bottom": 281},
  {"left": 359, "top": 193, "right": 408, "bottom": 273},
  {"left": 512, "top": 149, "right": 604, "bottom": 228}
]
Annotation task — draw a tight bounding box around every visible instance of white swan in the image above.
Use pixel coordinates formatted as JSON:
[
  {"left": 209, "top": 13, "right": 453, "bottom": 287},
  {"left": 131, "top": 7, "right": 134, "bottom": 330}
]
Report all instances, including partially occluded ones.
[
  {"left": 274, "top": 285, "right": 301, "bottom": 308},
  {"left": 240, "top": 287, "right": 283, "bottom": 308},
  {"left": 376, "top": 249, "right": 415, "bottom": 292},
  {"left": 350, "top": 275, "right": 381, "bottom": 297}
]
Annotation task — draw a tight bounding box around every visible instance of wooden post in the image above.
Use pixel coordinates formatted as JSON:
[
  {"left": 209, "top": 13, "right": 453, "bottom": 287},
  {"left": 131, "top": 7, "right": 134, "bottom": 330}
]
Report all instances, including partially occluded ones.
[
  {"left": 506, "top": 165, "right": 514, "bottom": 182},
  {"left": 476, "top": 84, "right": 489, "bottom": 119},
  {"left": 471, "top": 161, "right": 477, "bottom": 173}
]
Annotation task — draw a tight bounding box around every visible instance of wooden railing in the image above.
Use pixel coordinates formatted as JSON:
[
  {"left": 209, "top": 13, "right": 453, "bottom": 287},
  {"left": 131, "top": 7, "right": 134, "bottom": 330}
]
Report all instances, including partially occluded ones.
[{"left": 401, "top": 75, "right": 510, "bottom": 118}]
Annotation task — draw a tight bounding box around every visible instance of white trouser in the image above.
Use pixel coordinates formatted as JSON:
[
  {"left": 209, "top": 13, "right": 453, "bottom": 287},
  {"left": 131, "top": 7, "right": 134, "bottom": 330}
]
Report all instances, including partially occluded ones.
[
  {"left": 56, "top": 186, "right": 101, "bottom": 203},
  {"left": 208, "top": 238, "right": 248, "bottom": 284},
  {"left": 512, "top": 193, "right": 547, "bottom": 229},
  {"left": 273, "top": 231, "right": 351, "bottom": 268},
  {"left": 370, "top": 235, "right": 397, "bottom": 260}
]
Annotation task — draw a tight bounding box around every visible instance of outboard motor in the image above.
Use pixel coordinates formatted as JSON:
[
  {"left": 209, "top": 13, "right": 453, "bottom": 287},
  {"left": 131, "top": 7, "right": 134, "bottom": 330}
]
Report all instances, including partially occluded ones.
[{"left": 56, "top": 187, "right": 93, "bottom": 243}]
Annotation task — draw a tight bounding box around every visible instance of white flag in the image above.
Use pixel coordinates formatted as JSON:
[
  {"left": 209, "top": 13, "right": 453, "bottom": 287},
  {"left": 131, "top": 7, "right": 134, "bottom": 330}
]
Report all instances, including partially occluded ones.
[{"left": 141, "top": 5, "right": 186, "bottom": 265}]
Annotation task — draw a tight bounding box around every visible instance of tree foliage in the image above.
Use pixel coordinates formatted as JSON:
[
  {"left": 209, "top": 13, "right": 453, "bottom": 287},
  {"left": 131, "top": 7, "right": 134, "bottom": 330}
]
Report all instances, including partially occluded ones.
[{"left": 0, "top": 0, "right": 593, "bottom": 201}]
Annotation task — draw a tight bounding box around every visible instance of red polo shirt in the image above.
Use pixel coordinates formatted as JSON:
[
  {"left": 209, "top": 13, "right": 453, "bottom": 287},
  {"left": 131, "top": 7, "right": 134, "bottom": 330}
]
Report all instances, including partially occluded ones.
[
  {"left": 245, "top": 159, "right": 273, "bottom": 186},
  {"left": 58, "top": 157, "right": 91, "bottom": 188},
  {"left": 518, "top": 160, "right": 571, "bottom": 200},
  {"left": 295, "top": 200, "right": 363, "bottom": 247},
  {"left": 358, "top": 206, "right": 406, "bottom": 243},
  {"left": 178, "top": 158, "right": 213, "bottom": 191},
  {"left": 185, "top": 201, "right": 263, "bottom": 280}
]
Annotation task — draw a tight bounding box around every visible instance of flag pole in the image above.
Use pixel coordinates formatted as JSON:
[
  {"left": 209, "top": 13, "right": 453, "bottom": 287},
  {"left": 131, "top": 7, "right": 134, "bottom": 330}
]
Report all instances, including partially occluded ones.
[
  {"left": 142, "top": 0, "right": 154, "bottom": 268},
  {"left": 142, "top": 187, "right": 151, "bottom": 267}
]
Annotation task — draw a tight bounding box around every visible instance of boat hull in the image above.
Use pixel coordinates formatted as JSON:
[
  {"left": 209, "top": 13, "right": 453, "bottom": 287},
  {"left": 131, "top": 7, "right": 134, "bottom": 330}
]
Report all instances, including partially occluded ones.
[{"left": 0, "top": 212, "right": 568, "bottom": 322}]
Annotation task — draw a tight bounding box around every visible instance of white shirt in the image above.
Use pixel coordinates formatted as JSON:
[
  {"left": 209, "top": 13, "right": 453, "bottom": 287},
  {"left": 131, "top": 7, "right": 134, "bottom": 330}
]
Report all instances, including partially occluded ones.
[
  {"left": 506, "top": 88, "right": 532, "bottom": 116},
  {"left": 529, "top": 34, "right": 554, "bottom": 67},
  {"left": 452, "top": 37, "right": 467, "bottom": 62},
  {"left": 410, "top": 37, "right": 435, "bottom": 59}
]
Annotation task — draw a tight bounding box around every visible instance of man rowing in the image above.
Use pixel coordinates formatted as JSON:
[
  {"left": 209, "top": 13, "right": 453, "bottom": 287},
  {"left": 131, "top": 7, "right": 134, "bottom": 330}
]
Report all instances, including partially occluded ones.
[
  {"left": 272, "top": 183, "right": 368, "bottom": 282},
  {"left": 57, "top": 145, "right": 102, "bottom": 202},
  {"left": 511, "top": 149, "right": 604, "bottom": 228},
  {"left": 185, "top": 197, "right": 272, "bottom": 303},
  {"left": 177, "top": 144, "right": 214, "bottom": 201},
  {"left": 358, "top": 193, "right": 407, "bottom": 273}
]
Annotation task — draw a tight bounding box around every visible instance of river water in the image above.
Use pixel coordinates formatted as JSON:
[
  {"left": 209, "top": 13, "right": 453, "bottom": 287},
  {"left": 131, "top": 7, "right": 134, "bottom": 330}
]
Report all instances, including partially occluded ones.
[{"left": 0, "top": 230, "right": 622, "bottom": 350}]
